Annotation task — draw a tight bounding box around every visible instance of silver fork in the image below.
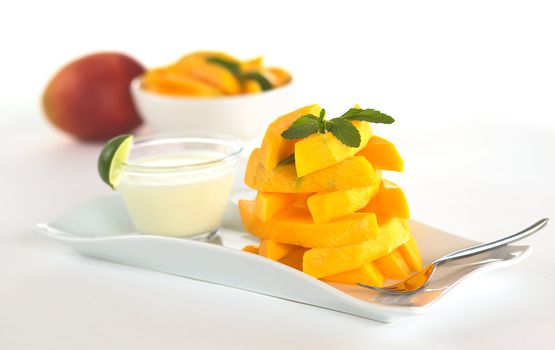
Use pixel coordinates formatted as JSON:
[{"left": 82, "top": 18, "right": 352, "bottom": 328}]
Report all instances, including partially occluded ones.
[{"left": 358, "top": 218, "right": 549, "bottom": 295}]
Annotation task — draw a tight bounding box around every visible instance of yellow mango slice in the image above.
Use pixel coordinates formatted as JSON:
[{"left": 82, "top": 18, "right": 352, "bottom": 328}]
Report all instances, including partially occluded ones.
[
  {"left": 259, "top": 240, "right": 296, "bottom": 261},
  {"left": 278, "top": 246, "right": 308, "bottom": 270},
  {"left": 323, "top": 263, "right": 385, "bottom": 286},
  {"left": 303, "top": 217, "right": 411, "bottom": 278},
  {"left": 307, "top": 183, "right": 380, "bottom": 224},
  {"left": 259, "top": 105, "right": 322, "bottom": 172},
  {"left": 245, "top": 149, "right": 378, "bottom": 193},
  {"left": 375, "top": 250, "right": 411, "bottom": 280},
  {"left": 295, "top": 121, "right": 372, "bottom": 177},
  {"left": 239, "top": 200, "right": 380, "bottom": 248},
  {"left": 243, "top": 80, "right": 262, "bottom": 94},
  {"left": 398, "top": 236, "right": 423, "bottom": 272},
  {"left": 254, "top": 192, "right": 310, "bottom": 222},
  {"left": 242, "top": 245, "right": 259, "bottom": 254},
  {"left": 362, "top": 180, "right": 410, "bottom": 218},
  {"left": 356, "top": 135, "right": 404, "bottom": 172},
  {"left": 178, "top": 51, "right": 239, "bottom": 63}
]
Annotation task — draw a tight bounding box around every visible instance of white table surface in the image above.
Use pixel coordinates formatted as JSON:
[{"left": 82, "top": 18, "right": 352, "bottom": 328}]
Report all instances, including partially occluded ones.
[{"left": 2, "top": 1, "right": 555, "bottom": 348}]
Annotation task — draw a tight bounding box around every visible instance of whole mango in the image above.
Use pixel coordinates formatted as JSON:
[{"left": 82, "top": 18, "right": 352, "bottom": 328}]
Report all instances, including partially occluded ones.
[{"left": 42, "top": 52, "right": 145, "bottom": 141}]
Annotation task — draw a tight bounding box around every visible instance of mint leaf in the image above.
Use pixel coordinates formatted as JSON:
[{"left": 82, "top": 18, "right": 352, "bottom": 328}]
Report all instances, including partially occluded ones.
[
  {"left": 345, "top": 108, "right": 395, "bottom": 124},
  {"left": 277, "top": 153, "right": 295, "bottom": 166},
  {"left": 281, "top": 114, "right": 319, "bottom": 139},
  {"left": 338, "top": 108, "right": 361, "bottom": 119},
  {"left": 327, "top": 118, "right": 361, "bottom": 147},
  {"left": 206, "top": 57, "right": 241, "bottom": 75},
  {"left": 206, "top": 57, "right": 273, "bottom": 91},
  {"left": 280, "top": 105, "right": 395, "bottom": 147},
  {"left": 242, "top": 72, "right": 273, "bottom": 91}
]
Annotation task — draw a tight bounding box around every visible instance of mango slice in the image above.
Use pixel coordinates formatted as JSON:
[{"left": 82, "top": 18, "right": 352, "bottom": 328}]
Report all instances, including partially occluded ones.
[
  {"left": 260, "top": 105, "right": 322, "bottom": 171},
  {"left": 142, "top": 68, "right": 223, "bottom": 96},
  {"left": 307, "top": 184, "right": 379, "bottom": 224},
  {"left": 356, "top": 136, "right": 404, "bottom": 172},
  {"left": 278, "top": 246, "right": 308, "bottom": 270},
  {"left": 243, "top": 80, "right": 262, "bottom": 94},
  {"left": 323, "top": 263, "right": 385, "bottom": 286},
  {"left": 242, "top": 245, "right": 259, "bottom": 254},
  {"left": 266, "top": 67, "right": 292, "bottom": 86},
  {"left": 303, "top": 217, "right": 411, "bottom": 278},
  {"left": 254, "top": 192, "right": 310, "bottom": 222},
  {"left": 245, "top": 149, "right": 378, "bottom": 193},
  {"left": 259, "top": 240, "right": 296, "bottom": 261},
  {"left": 171, "top": 56, "right": 241, "bottom": 95},
  {"left": 362, "top": 180, "right": 409, "bottom": 218},
  {"left": 178, "top": 51, "right": 240, "bottom": 63},
  {"left": 398, "top": 236, "right": 423, "bottom": 272},
  {"left": 294, "top": 121, "right": 372, "bottom": 177},
  {"left": 240, "top": 56, "right": 264, "bottom": 72},
  {"left": 375, "top": 250, "right": 411, "bottom": 280},
  {"left": 239, "top": 200, "right": 380, "bottom": 248}
]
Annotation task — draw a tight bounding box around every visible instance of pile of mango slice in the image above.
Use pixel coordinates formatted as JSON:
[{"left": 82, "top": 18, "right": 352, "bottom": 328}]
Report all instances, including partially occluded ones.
[
  {"left": 239, "top": 105, "right": 423, "bottom": 286},
  {"left": 141, "top": 51, "right": 292, "bottom": 97}
]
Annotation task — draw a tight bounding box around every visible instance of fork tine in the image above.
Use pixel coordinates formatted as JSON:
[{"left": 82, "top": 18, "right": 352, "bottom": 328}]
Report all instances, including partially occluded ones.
[{"left": 357, "top": 283, "right": 400, "bottom": 292}]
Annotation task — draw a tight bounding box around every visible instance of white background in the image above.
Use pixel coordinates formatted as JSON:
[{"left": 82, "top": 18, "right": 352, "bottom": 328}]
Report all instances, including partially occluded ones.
[{"left": 1, "top": 1, "right": 554, "bottom": 349}]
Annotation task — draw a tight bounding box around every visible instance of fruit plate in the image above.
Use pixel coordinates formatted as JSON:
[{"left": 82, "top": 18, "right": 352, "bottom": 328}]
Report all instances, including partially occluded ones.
[{"left": 33, "top": 195, "right": 531, "bottom": 323}]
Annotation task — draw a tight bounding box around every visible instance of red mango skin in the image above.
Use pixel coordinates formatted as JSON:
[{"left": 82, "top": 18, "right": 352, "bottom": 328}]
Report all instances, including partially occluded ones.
[{"left": 42, "top": 52, "right": 145, "bottom": 141}]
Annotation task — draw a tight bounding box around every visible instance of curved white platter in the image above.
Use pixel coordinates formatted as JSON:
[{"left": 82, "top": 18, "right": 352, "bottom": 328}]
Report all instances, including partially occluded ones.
[{"left": 34, "top": 195, "right": 531, "bottom": 323}]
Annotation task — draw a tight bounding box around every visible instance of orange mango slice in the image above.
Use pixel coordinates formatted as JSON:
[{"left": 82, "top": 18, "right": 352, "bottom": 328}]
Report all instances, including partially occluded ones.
[
  {"left": 259, "top": 240, "right": 296, "bottom": 261},
  {"left": 239, "top": 200, "right": 380, "bottom": 248},
  {"left": 142, "top": 68, "right": 223, "bottom": 96},
  {"left": 171, "top": 56, "right": 241, "bottom": 95},
  {"left": 356, "top": 136, "right": 404, "bottom": 172},
  {"left": 259, "top": 105, "right": 322, "bottom": 172},
  {"left": 245, "top": 149, "right": 378, "bottom": 193},
  {"left": 266, "top": 67, "right": 292, "bottom": 86},
  {"left": 278, "top": 246, "right": 308, "bottom": 271},
  {"left": 254, "top": 192, "right": 310, "bottom": 222},
  {"left": 294, "top": 121, "right": 372, "bottom": 177},
  {"left": 323, "top": 263, "right": 385, "bottom": 286},
  {"left": 303, "top": 217, "right": 411, "bottom": 278},
  {"left": 362, "top": 180, "right": 409, "bottom": 218},
  {"left": 242, "top": 245, "right": 259, "bottom": 254},
  {"left": 375, "top": 250, "right": 411, "bottom": 280},
  {"left": 398, "top": 236, "right": 423, "bottom": 272}
]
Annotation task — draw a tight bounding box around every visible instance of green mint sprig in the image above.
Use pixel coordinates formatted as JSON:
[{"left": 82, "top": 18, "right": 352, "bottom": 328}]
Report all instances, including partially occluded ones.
[
  {"left": 277, "top": 153, "right": 295, "bottom": 166},
  {"left": 280, "top": 107, "right": 395, "bottom": 147},
  {"left": 206, "top": 57, "right": 273, "bottom": 91}
]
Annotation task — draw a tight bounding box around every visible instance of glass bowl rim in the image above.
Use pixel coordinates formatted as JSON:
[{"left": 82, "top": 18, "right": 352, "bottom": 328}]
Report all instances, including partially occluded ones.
[{"left": 122, "top": 132, "right": 244, "bottom": 174}]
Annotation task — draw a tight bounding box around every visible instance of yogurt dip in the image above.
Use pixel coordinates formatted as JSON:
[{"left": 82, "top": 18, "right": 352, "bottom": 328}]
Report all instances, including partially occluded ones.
[{"left": 118, "top": 134, "right": 242, "bottom": 237}]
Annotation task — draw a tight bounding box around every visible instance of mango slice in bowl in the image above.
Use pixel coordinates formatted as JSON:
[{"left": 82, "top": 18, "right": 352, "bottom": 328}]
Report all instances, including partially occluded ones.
[{"left": 141, "top": 51, "right": 292, "bottom": 97}]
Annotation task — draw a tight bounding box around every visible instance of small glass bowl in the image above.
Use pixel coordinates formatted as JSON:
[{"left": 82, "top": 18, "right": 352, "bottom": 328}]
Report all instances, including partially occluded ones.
[{"left": 118, "top": 133, "right": 243, "bottom": 238}]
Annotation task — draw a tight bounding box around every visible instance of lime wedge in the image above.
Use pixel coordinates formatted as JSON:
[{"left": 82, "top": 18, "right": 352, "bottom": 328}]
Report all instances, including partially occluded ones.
[{"left": 98, "top": 134, "right": 133, "bottom": 189}]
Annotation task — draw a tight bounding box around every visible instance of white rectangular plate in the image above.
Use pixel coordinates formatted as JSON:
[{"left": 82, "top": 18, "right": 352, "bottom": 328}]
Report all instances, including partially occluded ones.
[{"left": 34, "top": 195, "right": 530, "bottom": 323}]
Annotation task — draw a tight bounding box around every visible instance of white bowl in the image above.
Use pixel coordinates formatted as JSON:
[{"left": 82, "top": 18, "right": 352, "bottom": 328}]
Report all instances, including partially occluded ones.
[{"left": 130, "top": 77, "right": 298, "bottom": 141}]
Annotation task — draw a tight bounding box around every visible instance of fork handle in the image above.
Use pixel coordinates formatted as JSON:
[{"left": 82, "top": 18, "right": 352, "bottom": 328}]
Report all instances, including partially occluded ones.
[{"left": 434, "top": 218, "right": 549, "bottom": 264}]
